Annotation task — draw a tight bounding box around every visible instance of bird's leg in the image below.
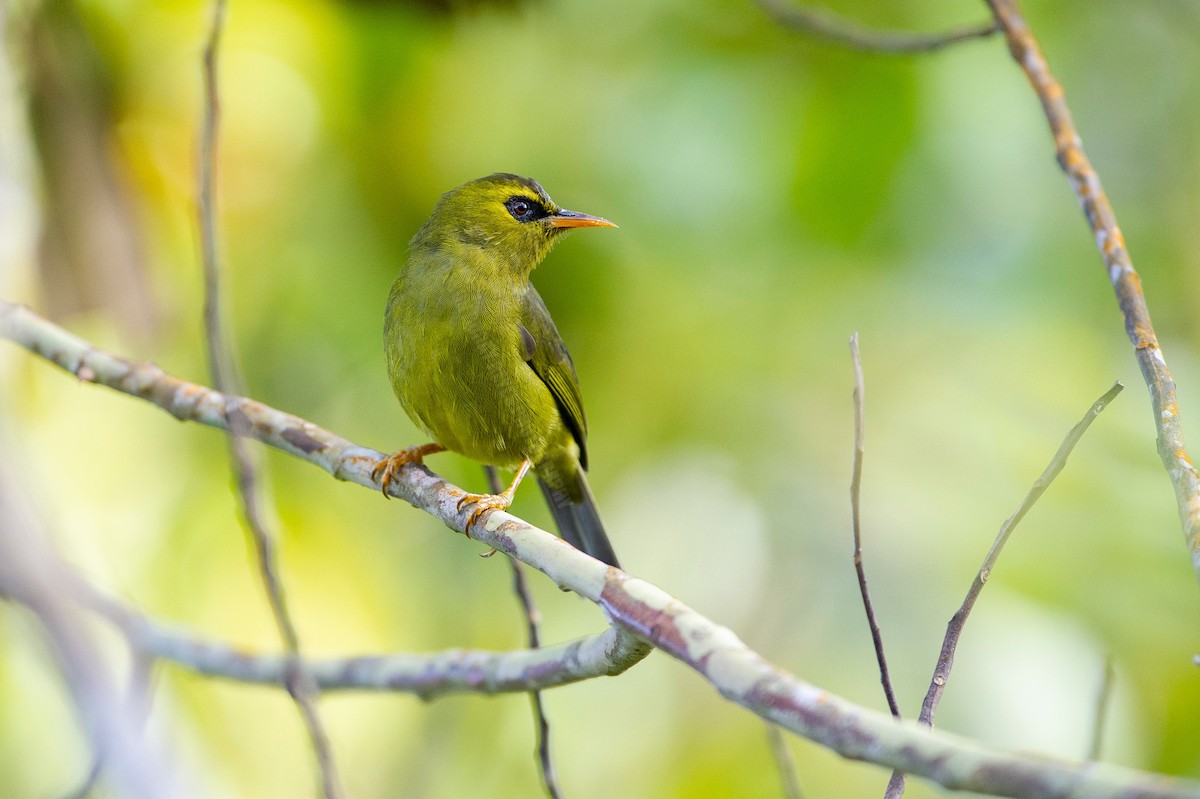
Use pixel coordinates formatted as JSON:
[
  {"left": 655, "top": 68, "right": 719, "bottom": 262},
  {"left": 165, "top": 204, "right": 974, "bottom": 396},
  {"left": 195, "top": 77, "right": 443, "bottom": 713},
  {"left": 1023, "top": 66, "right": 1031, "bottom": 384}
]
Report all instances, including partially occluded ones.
[
  {"left": 458, "top": 458, "right": 532, "bottom": 536},
  {"left": 372, "top": 443, "right": 446, "bottom": 497}
]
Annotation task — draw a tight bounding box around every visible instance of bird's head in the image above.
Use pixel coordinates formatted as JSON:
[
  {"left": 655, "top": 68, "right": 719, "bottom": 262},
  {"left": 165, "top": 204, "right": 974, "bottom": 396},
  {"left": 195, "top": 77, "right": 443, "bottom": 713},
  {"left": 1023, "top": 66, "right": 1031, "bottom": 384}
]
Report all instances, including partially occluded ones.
[{"left": 412, "top": 173, "right": 615, "bottom": 273}]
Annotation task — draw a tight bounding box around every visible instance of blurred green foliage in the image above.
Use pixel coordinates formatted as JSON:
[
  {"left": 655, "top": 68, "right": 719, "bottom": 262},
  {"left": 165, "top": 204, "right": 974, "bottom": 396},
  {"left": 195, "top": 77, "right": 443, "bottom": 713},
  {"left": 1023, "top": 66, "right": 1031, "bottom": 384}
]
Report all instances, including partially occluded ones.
[{"left": 2, "top": 0, "right": 1200, "bottom": 797}]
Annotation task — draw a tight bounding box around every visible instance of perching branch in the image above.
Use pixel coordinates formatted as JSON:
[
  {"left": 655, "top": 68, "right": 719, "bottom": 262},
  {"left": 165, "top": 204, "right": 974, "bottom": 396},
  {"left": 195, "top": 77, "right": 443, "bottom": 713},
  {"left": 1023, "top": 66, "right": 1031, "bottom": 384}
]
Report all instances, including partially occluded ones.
[
  {"left": 757, "top": 0, "right": 998, "bottom": 54},
  {"left": 983, "top": 0, "right": 1200, "bottom": 584},
  {"left": 4, "top": 302, "right": 1197, "bottom": 799}
]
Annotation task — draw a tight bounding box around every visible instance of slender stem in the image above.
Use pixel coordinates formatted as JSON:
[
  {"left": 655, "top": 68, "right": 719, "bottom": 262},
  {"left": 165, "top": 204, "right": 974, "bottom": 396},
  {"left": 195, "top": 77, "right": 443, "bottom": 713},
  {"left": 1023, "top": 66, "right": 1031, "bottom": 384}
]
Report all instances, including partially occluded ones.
[
  {"left": 918, "top": 382, "right": 1123, "bottom": 726},
  {"left": 848, "top": 333, "right": 901, "bottom": 719},
  {"left": 197, "top": 3, "right": 342, "bottom": 796},
  {"left": 850, "top": 334, "right": 906, "bottom": 799},
  {"left": 487, "top": 466, "right": 563, "bottom": 799},
  {"left": 757, "top": 0, "right": 998, "bottom": 54},
  {"left": 199, "top": 0, "right": 230, "bottom": 391}
]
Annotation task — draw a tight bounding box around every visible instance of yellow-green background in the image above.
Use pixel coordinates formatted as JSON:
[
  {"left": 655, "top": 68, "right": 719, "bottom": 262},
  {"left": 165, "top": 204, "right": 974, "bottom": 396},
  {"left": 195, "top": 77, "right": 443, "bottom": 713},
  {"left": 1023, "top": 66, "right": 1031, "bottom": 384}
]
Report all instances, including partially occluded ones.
[{"left": 2, "top": 0, "right": 1199, "bottom": 797}]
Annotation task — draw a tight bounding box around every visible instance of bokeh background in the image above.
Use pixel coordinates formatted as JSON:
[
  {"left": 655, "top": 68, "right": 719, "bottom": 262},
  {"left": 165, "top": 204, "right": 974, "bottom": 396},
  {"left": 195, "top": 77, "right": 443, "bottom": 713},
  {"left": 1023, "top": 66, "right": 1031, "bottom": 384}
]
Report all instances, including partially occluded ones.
[{"left": 2, "top": 0, "right": 1199, "bottom": 796}]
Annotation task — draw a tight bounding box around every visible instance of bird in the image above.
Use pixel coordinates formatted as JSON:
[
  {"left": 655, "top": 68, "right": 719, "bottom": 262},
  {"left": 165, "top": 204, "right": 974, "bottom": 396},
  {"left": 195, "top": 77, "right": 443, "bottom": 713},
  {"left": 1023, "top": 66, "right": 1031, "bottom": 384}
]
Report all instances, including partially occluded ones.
[{"left": 374, "top": 173, "right": 620, "bottom": 568}]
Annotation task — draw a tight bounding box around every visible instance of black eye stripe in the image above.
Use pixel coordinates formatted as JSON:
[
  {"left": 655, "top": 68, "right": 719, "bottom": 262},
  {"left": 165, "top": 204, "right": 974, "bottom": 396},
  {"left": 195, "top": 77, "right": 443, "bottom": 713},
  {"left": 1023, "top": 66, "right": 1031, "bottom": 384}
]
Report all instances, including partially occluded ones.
[{"left": 504, "top": 195, "right": 548, "bottom": 223}]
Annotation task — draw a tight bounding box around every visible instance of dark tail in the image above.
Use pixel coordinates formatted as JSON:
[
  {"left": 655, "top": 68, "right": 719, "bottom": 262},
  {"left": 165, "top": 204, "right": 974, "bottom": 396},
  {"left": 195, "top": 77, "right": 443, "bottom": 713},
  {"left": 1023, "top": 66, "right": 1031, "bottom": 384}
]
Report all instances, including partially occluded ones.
[{"left": 538, "top": 472, "right": 620, "bottom": 568}]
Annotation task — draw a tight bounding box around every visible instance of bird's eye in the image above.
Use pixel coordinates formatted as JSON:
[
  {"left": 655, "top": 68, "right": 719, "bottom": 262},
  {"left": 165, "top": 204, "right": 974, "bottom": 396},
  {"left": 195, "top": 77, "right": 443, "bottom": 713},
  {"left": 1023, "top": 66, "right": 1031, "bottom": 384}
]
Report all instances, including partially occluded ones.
[{"left": 505, "top": 196, "right": 545, "bottom": 223}]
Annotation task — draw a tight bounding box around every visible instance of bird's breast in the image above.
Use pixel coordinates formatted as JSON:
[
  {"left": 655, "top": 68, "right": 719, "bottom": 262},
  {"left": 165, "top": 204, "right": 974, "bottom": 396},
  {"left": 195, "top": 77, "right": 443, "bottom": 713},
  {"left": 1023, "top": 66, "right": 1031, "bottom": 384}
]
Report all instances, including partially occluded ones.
[{"left": 384, "top": 269, "right": 563, "bottom": 466}]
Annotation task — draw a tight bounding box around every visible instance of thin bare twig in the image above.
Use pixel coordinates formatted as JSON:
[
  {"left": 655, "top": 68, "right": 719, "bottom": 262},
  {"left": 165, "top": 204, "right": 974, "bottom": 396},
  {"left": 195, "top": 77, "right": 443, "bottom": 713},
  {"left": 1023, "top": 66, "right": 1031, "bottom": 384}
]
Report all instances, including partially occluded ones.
[
  {"left": 1087, "top": 657, "right": 1115, "bottom": 761},
  {"left": 197, "top": 3, "right": 342, "bottom": 796},
  {"left": 983, "top": 0, "right": 1200, "bottom": 584},
  {"left": 487, "top": 466, "right": 562, "bottom": 799},
  {"left": 765, "top": 723, "right": 804, "bottom": 799},
  {"left": 918, "top": 382, "right": 1124, "bottom": 726},
  {"left": 850, "top": 334, "right": 905, "bottom": 799},
  {"left": 848, "top": 334, "right": 901, "bottom": 719},
  {"left": 757, "top": 0, "right": 998, "bottom": 54},
  {"left": 6, "top": 305, "right": 1199, "bottom": 799},
  {"left": 198, "top": 2, "right": 232, "bottom": 392}
]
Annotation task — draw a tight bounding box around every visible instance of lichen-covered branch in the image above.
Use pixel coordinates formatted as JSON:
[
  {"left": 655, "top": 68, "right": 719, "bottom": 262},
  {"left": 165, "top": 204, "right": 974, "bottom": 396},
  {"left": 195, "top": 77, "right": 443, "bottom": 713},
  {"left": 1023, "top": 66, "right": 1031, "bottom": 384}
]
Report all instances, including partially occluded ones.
[
  {"left": 984, "top": 0, "right": 1200, "bottom": 583},
  {"left": 4, "top": 301, "right": 1198, "bottom": 798},
  {"left": 76, "top": 581, "right": 648, "bottom": 696}
]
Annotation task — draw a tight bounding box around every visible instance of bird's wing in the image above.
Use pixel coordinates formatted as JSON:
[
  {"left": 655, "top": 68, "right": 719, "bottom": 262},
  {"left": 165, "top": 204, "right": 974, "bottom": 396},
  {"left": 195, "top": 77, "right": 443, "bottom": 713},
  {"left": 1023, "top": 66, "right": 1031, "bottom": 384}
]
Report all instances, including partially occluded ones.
[{"left": 519, "top": 287, "right": 589, "bottom": 469}]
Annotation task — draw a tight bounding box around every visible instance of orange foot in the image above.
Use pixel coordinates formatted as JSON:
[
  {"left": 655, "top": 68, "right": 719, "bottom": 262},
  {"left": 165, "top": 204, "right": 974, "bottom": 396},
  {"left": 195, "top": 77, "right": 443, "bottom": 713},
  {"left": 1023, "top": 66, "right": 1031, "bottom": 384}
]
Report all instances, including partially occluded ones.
[
  {"left": 456, "top": 491, "right": 516, "bottom": 534},
  {"left": 457, "top": 459, "right": 532, "bottom": 537},
  {"left": 372, "top": 443, "right": 446, "bottom": 498}
]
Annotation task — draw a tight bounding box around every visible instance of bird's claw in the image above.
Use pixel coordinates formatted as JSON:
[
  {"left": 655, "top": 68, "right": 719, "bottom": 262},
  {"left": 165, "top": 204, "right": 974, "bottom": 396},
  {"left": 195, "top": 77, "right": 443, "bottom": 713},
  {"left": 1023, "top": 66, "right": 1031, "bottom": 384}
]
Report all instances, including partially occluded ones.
[
  {"left": 457, "top": 491, "right": 514, "bottom": 536},
  {"left": 372, "top": 443, "right": 445, "bottom": 498}
]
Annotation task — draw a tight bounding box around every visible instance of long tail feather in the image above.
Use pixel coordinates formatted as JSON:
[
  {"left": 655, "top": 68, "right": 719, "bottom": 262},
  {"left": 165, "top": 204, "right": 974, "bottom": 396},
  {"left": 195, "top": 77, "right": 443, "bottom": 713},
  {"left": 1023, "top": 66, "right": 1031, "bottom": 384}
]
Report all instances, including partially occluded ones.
[{"left": 537, "top": 473, "right": 620, "bottom": 568}]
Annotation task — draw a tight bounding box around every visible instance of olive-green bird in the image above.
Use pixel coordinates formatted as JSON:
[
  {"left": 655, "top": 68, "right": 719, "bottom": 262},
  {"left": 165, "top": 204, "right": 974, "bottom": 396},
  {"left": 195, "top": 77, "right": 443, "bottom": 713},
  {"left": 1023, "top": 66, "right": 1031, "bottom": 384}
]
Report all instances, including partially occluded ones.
[{"left": 375, "top": 173, "right": 620, "bottom": 568}]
